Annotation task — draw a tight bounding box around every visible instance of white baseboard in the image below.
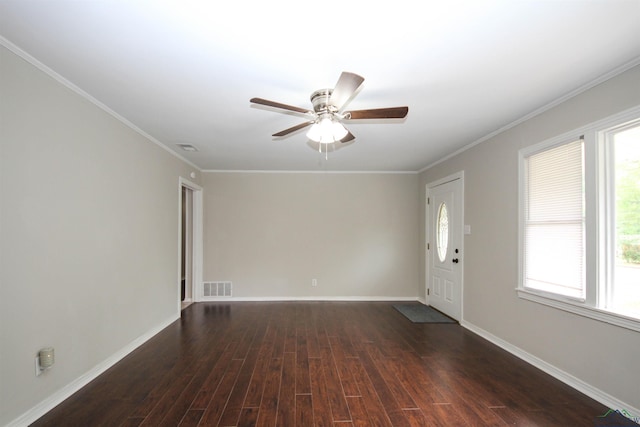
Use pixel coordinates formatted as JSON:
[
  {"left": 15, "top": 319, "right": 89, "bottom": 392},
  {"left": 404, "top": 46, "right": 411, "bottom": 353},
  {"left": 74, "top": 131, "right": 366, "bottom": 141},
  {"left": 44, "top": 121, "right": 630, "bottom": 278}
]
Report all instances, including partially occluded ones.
[
  {"left": 27, "top": 303, "right": 627, "bottom": 426},
  {"left": 461, "top": 319, "right": 640, "bottom": 420},
  {"left": 198, "top": 296, "right": 421, "bottom": 302},
  {"left": 7, "top": 314, "right": 179, "bottom": 427}
]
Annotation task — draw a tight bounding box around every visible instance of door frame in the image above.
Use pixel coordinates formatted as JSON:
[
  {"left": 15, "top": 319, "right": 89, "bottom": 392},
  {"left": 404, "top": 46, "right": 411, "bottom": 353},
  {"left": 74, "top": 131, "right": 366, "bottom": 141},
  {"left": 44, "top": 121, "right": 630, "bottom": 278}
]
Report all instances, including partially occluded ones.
[
  {"left": 425, "top": 170, "right": 464, "bottom": 320},
  {"left": 178, "top": 177, "right": 203, "bottom": 311}
]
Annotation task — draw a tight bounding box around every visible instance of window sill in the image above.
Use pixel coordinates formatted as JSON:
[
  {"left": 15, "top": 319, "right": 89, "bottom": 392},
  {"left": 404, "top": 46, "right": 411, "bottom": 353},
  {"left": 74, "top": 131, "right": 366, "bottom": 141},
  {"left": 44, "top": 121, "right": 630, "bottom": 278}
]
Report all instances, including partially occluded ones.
[{"left": 516, "top": 288, "right": 640, "bottom": 333}]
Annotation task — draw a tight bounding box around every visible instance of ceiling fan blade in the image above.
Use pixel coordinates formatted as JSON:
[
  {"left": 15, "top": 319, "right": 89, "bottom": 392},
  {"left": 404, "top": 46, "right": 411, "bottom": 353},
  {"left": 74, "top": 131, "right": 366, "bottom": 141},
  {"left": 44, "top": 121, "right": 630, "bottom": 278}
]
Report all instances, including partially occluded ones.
[
  {"left": 345, "top": 106, "right": 409, "bottom": 120},
  {"left": 340, "top": 131, "right": 355, "bottom": 143},
  {"left": 250, "top": 97, "right": 313, "bottom": 115},
  {"left": 330, "top": 72, "right": 365, "bottom": 111},
  {"left": 273, "top": 121, "right": 314, "bottom": 137}
]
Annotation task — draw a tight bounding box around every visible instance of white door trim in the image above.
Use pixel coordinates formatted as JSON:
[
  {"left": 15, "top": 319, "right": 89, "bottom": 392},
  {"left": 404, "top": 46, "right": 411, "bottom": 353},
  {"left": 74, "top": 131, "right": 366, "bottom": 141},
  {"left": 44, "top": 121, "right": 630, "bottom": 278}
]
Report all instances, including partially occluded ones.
[
  {"left": 426, "top": 170, "right": 464, "bottom": 321},
  {"left": 179, "top": 177, "right": 203, "bottom": 310}
]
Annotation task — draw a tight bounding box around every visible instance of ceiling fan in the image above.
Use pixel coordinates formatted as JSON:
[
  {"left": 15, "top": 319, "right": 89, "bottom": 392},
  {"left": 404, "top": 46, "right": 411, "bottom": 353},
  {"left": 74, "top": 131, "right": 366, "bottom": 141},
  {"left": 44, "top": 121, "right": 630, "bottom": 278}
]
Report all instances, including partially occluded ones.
[{"left": 250, "top": 72, "right": 408, "bottom": 145}]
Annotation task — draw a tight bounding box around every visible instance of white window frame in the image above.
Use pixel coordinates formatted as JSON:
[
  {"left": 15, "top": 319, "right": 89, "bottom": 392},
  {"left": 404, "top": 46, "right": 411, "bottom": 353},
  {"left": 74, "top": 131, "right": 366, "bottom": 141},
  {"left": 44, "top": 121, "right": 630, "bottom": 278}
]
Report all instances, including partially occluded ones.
[{"left": 517, "top": 105, "right": 640, "bottom": 333}]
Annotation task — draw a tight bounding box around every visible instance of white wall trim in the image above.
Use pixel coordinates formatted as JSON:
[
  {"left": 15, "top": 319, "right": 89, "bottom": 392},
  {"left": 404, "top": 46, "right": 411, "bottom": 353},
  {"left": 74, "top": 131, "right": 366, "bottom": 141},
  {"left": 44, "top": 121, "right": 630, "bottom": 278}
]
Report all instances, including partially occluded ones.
[
  {"left": 515, "top": 104, "right": 640, "bottom": 333},
  {"left": 3, "top": 35, "right": 638, "bottom": 176},
  {"left": 0, "top": 36, "right": 200, "bottom": 171},
  {"left": 425, "top": 171, "right": 464, "bottom": 189},
  {"left": 516, "top": 288, "right": 640, "bottom": 333},
  {"left": 461, "top": 319, "right": 640, "bottom": 420},
  {"left": 178, "top": 177, "right": 204, "bottom": 305},
  {"left": 6, "top": 314, "right": 179, "bottom": 427},
  {"left": 14, "top": 303, "right": 636, "bottom": 425},
  {"left": 201, "top": 170, "right": 419, "bottom": 174},
  {"left": 424, "top": 184, "right": 431, "bottom": 306},
  {"left": 198, "top": 296, "right": 421, "bottom": 302},
  {"left": 418, "top": 56, "right": 640, "bottom": 174}
]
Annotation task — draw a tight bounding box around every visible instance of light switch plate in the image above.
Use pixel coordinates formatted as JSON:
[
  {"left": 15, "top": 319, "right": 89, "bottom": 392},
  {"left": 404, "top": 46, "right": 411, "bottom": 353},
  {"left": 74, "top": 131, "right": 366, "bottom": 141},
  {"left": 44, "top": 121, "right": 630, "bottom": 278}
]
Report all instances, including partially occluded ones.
[{"left": 35, "top": 356, "right": 42, "bottom": 376}]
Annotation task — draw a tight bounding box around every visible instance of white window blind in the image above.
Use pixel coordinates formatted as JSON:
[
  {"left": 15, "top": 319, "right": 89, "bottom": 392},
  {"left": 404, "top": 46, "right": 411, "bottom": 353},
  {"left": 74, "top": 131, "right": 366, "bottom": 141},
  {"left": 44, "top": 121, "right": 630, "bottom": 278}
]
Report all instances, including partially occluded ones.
[{"left": 524, "top": 139, "right": 585, "bottom": 299}]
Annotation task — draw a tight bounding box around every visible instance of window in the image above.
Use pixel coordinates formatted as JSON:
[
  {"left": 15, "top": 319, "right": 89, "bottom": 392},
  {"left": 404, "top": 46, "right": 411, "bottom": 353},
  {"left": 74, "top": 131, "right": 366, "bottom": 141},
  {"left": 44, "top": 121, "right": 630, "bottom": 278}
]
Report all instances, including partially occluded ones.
[
  {"left": 523, "top": 139, "right": 585, "bottom": 299},
  {"left": 603, "top": 122, "right": 640, "bottom": 318},
  {"left": 518, "top": 106, "right": 640, "bottom": 331}
]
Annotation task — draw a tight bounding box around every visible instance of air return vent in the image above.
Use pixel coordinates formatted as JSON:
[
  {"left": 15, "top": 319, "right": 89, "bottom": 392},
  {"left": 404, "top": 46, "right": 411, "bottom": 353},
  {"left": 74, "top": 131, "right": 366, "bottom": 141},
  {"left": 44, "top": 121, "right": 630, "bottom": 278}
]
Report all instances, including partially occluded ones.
[{"left": 203, "top": 281, "right": 232, "bottom": 298}]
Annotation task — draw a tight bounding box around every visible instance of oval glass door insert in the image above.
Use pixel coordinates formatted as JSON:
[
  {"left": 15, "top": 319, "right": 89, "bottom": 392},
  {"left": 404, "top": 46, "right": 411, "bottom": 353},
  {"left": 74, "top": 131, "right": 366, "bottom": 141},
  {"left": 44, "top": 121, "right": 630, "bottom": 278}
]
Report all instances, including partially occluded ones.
[{"left": 436, "top": 202, "right": 449, "bottom": 262}]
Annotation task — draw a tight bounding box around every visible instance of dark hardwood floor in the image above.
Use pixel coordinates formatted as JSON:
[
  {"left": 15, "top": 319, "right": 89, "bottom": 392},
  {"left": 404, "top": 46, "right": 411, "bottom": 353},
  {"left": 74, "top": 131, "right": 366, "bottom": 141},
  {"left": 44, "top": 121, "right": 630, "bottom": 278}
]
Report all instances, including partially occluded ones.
[{"left": 31, "top": 301, "right": 624, "bottom": 426}]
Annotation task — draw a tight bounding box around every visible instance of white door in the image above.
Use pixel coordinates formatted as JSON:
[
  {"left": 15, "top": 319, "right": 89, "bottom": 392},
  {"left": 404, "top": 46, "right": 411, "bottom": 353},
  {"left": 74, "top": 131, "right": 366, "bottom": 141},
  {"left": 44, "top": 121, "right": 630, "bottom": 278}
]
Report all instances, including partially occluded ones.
[{"left": 428, "top": 177, "right": 463, "bottom": 321}]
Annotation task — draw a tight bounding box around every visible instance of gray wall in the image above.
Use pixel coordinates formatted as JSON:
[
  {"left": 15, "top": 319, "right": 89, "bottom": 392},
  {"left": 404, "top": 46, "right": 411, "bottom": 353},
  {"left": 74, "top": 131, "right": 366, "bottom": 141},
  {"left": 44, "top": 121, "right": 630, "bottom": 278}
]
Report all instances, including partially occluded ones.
[
  {"left": 419, "top": 65, "right": 640, "bottom": 411},
  {"left": 0, "top": 46, "right": 199, "bottom": 425},
  {"left": 203, "top": 172, "right": 420, "bottom": 299}
]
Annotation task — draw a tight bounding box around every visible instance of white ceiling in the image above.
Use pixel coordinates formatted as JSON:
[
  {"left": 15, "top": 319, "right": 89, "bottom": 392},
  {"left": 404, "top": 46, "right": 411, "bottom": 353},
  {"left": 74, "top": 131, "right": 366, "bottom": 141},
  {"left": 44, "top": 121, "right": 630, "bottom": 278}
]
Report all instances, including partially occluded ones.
[{"left": 1, "top": 1, "right": 640, "bottom": 172}]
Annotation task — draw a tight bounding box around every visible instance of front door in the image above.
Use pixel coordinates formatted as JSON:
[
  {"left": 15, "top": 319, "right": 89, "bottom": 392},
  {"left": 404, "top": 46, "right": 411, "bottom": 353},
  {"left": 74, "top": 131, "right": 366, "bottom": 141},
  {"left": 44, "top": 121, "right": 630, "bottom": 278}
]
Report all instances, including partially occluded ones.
[{"left": 428, "top": 176, "right": 463, "bottom": 321}]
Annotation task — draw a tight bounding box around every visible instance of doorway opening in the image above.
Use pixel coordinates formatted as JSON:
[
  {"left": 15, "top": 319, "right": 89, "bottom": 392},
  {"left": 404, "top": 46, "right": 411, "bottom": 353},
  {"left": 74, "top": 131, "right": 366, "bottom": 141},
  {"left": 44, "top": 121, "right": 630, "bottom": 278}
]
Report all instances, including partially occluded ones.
[{"left": 179, "top": 177, "right": 203, "bottom": 313}]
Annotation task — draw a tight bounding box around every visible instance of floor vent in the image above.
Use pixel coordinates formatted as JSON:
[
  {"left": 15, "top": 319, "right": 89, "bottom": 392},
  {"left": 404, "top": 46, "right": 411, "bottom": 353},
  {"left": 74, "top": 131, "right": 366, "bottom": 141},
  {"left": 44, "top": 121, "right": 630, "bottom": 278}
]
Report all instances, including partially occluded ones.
[{"left": 203, "top": 281, "right": 232, "bottom": 298}]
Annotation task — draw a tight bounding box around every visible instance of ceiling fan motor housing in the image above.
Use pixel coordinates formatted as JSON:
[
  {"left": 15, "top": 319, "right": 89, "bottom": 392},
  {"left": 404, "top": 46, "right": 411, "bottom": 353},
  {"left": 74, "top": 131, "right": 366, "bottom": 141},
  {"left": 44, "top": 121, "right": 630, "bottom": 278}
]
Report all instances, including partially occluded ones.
[{"left": 310, "top": 89, "right": 336, "bottom": 114}]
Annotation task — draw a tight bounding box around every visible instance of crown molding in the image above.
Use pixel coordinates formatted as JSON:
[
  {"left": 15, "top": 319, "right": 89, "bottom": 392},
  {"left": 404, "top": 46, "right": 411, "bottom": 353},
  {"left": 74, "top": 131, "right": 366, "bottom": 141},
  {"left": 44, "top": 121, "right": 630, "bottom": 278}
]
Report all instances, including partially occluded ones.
[
  {"left": 418, "top": 56, "right": 640, "bottom": 173},
  {"left": 0, "top": 36, "right": 201, "bottom": 171}
]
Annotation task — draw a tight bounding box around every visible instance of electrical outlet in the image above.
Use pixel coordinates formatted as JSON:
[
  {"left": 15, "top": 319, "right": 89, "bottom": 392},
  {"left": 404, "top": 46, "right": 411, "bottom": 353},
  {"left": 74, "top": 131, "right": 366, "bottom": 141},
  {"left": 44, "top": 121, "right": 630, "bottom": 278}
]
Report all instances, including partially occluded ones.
[{"left": 311, "top": 278, "right": 317, "bottom": 287}]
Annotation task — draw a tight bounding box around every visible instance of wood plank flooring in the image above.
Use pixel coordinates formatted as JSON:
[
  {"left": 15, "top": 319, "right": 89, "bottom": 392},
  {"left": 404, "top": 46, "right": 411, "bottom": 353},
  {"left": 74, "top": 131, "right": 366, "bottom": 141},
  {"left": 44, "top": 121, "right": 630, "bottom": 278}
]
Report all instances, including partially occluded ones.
[{"left": 31, "top": 301, "right": 619, "bottom": 426}]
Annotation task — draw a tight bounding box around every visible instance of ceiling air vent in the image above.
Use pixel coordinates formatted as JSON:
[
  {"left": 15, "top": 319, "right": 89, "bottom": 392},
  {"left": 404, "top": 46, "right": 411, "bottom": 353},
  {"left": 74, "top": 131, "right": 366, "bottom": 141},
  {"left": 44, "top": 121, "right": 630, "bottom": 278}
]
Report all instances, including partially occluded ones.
[{"left": 176, "top": 143, "right": 198, "bottom": 152}]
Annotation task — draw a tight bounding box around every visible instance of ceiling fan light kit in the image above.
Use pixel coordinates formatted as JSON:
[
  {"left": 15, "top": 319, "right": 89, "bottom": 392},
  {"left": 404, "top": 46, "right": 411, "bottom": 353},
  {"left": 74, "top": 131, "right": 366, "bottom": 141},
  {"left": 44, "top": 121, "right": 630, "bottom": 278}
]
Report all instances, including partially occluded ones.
[
  {"left": 250, "top": 71, "right": 408, "bottom": 151},
  {"left": 306, "top": 114, "right": 348, "bottom": 144}
]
